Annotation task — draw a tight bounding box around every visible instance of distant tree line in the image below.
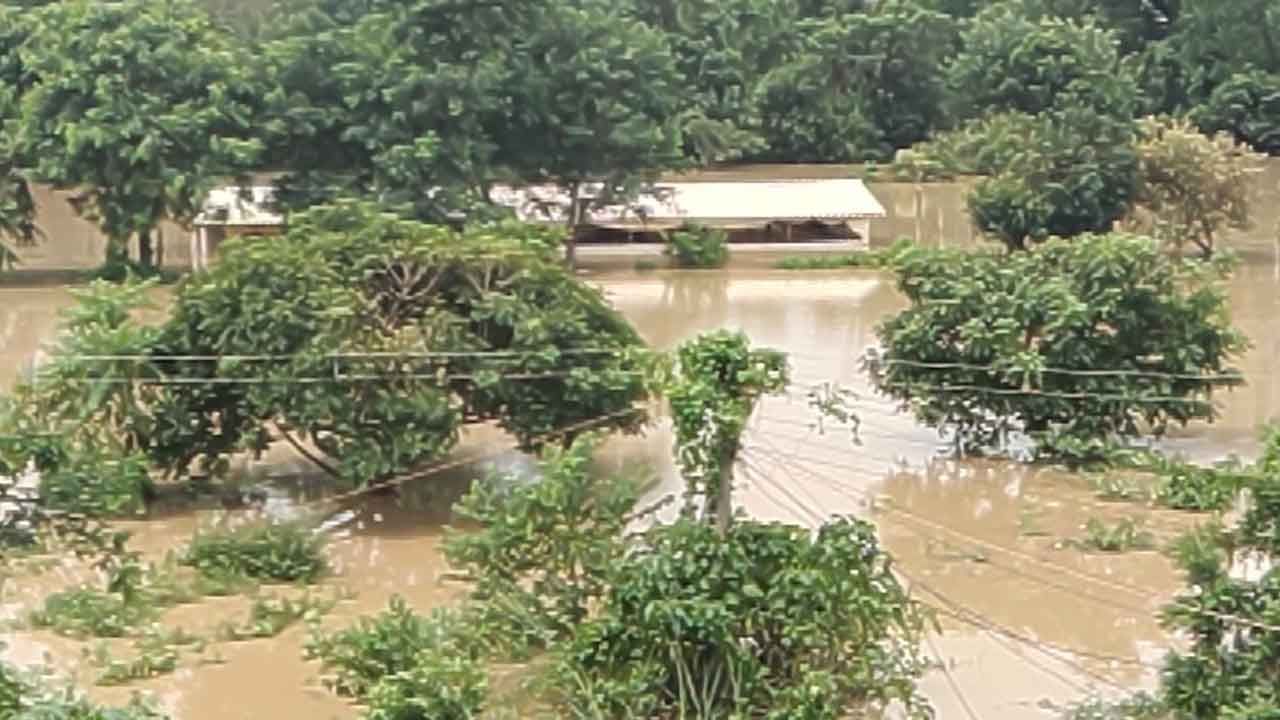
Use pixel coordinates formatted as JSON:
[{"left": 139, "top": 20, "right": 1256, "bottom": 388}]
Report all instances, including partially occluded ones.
[{"left": 0, "top": 0, "right": 1276, "bottom": 268}]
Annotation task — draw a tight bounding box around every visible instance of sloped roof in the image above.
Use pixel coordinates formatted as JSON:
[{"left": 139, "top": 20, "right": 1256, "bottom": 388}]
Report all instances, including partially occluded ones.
[
  {"left": 491, "top": 178, "right": 885, "bottom": 228},
  {"left": 193, "top": 186, "right": 282, "bottom": 227},
  {"left": 192, "top": 177, "right": 886, "bottom": 229}
]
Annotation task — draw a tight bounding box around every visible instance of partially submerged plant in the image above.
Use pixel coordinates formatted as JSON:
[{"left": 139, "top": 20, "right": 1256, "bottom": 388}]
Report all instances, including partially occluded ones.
[
  {"left": 1075, "top": 517, "right": 1157, "bottom": 553},
  {"left": 217, "top": 593, "right": 334, "bottom": 641},
  {"left": 182, "top": 522, "right": 328, "bottom": 584},
  {"left": 30, "top": 586, "right": 155, "bottom": 639}
]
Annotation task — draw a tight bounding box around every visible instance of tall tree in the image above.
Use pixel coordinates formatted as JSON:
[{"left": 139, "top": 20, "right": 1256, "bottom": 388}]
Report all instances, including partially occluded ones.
[
  {"left": 14, "top": 0, "right": 262, "bottom": 270},
  {"left": 946, "top": 5, "right": 1137, "bottom": 121},
  {"left": 0, "top": 5, "right": 35, "bottom": 268}
]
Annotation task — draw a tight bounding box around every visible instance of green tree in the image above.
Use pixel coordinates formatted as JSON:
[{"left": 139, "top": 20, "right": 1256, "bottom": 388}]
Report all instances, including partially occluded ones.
[
  {"left": 1131, "top": 115, "right": 1265, "bottom": 257},
  {"left": 14, "top": 0, "right": 261, "bottom": 270},
  {"left": 755, "top": 0, "right": 956, "bottom": 161},
  {"left": 871, "top": 234, "right": 1247, "bottom": 454},
  {"left": 553, "top": 517, "right": 929, "bottom": 719},
  {"left": 925, "top": 109, "right": 1139, "bottom": 250},
  {"left": 146, "top": 202, "right": 649, "bottom": 485},
  {"left": 946, "top": 5, "right": 1137, "bottom": 120},
  {"left": 0, "top": 5, "right": 36, "bottom": 269},
  {"left": 1191, "top": 70, "right": 1280, "bottom": 155}
]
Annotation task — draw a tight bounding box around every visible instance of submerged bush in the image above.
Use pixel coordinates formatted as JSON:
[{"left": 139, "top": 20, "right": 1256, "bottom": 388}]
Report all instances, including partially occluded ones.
[
  {"left": 664, "top": 223, "right": 728, "bottom": 268},
  {"left": 873, "top": 234, "right": 1247, "bottom": 454},
  {"left": 182, "top": 523, "right": 327, "bottom": 583},
  {"left": 553, "top": 517, "right": 928, "bottom": 719}
]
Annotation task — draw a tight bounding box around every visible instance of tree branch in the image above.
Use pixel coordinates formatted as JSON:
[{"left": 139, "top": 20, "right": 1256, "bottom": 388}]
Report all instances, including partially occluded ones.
[{"left": 273, "top": 422, "right": 341, "bottom": 478}]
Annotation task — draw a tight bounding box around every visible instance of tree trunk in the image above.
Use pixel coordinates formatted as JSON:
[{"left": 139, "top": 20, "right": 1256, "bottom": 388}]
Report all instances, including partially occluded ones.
[
  {"left": 138, "top": 229, "right": 154, "bottom": 269},
  {"left": 715, "top": 444, "right": 736, "bottom": 537},
  {"left": 106, "top": 237, "right": 130, "bottom": 265}
]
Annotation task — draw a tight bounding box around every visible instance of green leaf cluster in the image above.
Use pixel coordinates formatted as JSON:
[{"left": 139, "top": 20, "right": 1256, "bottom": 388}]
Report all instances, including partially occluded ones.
[
  {"left": 664, "top": 331, "right": 788, "bottom": 518},
  {"left": 137, "top": 202, "right": 647, "bottom": 485},
  {"left": 874, "top": 234, "right": 1247, "bottom": 453},
  {"left": 307, "top": 599, "right": 487, "bottom": 720},
  {"left": 552, "top": 517, "right": 929, "bottom": 719},
  {"left": 182, "top": 522, "right": 328, "bottom": 584},
  {"left": 664, "top": 224, "right": 729, "bottom": 269},
  {"left": 444, "top": 435, "right": 642, "bottom": 657}
]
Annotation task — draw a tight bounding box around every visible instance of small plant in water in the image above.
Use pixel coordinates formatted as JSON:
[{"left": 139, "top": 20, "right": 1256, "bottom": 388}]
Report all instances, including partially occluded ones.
[
  {"left": 30, "top": 586, "right": 155, "bottom": 639},
  {"left": 1075, "top": 517, "right": 1157, "bottom": 553},
  {"left": 663, "top": 224, "right": 728, "bottom": 268},
  {"left": 183, "top": 522, "right": 328, "bottom": 584},
  {"left": 217, "top": 593, "right": 334, "bottom": 641},
  {"left": 94, "top": 627, "right": 199, "bottom": 686},
  {"left": 1091, "top": 473, "right": 1151, "bottom": 503}
]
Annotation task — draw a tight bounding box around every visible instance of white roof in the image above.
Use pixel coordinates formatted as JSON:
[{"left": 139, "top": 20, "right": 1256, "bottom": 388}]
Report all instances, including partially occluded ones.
[
  {"left": 193, "top": 177, "right": 885, "bottom": 229},
  {"left": 193, "top": 186, "right": 283, "bottom": 227},
  {"left": 491, "top": 179, "right": 885, "bottom": 228}
]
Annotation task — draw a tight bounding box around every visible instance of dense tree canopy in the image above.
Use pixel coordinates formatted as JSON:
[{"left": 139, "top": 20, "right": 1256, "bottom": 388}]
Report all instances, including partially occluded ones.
[
  {"left": 12, "top": 0, "right": 261, "bottom": 267},
  {"left": 871, "top": 234, "right": 1246, "bottom": 453}
]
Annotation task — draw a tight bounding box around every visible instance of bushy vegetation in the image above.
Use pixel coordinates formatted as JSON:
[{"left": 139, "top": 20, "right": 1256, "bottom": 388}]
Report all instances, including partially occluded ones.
[
  {"left": 307, "top": 600, "right": 487, "bottom": 719},
  {"left": 552, "top": 517, "right": 928, "bottom": 718},
  {"left": 872, "top": 234, "right": 1247, "bottom": 454},
  {"left": 445, "top": 435, "right": 641, "bottom": 657},
  {"left": 0, "top": 659, "right": 167, "bottom": 719},
  {"left": 182, "top": 522, "right": 328, "bottom": 584},
  {"left": 664, "top": 224, "right": 728, "bottom": 268}
]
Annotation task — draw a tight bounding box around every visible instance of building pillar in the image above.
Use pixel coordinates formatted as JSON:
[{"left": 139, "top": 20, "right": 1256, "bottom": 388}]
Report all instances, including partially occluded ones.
[{"left": 190, "top": 229, "right": 200, "bottom": 272}]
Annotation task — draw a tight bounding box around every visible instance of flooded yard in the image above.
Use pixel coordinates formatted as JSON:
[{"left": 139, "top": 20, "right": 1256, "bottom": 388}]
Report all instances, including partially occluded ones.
[{"left": 3, "top": 173, "right": 1280, "bottom": 718}]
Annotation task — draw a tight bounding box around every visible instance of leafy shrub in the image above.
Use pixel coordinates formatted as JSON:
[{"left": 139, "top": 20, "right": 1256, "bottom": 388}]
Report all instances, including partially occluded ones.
[
  {"left": 1058, "top": 693, "right": 1165, "bottom": 720},
  {"left": 182, "top": 523, "right": 327, "bottom": 583},
  {"left": 363, "top": 648, "right": 487, "bottom": 720},
  {"left": 445, "top": 436, "right": 640, "bottom": 657},
  {"left": 552, "top": 517, "right": 928, "bottom": 719},
  {"left": 664, "top": 224, "right": 728, "bottom": 268},
  {"left": 305, "top": 597, "right": 458, "bottom": 698},
  {"left": 29, "top": 587, "right": 154, "bottom": 639},
  {"left": 872, "top": 234, "right": 1247, "bottom": 454},
  {"left": 1152, "top": 458, "right": 1247, "bottom": 512}
]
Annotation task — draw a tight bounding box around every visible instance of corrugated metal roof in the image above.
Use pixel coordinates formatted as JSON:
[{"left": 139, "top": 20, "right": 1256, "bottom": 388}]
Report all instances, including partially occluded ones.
[
  {"left": 491, "top": 178, "right": 886, "bottom": 226},
  {"left": 193, "top": 186, "right": 282, "bottom": 227}
]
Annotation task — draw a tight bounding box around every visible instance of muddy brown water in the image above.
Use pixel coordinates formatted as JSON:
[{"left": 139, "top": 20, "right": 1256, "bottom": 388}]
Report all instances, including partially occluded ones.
[{"left": 4, "top": 170, "right": 1280, "bottom": 718}]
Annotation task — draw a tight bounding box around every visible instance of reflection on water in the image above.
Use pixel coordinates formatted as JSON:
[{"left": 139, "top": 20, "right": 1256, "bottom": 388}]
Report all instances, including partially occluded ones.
[{"left": 5, "top": 170, "right": 1280, "bottom": 718}]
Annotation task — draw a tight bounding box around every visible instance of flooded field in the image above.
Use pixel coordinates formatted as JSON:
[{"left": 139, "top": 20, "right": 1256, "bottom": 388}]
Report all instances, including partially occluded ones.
[{"left": 3, "top": 170, "right": 1280, "bottom": 718}]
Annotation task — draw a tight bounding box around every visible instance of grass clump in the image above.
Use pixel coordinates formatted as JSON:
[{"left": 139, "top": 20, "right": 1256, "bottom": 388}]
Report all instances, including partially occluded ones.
[
  {"left": 775, "top": 237, "right": 914, "bottom": 270},
  {"left": 1075, "top": 517, "right": 1157, "bottom": 553},
  {"left": 183, "top": 522, "right": 328, "bottom": 584},
  {"left": 29, "top": 587, "right": 155, "bottom": 639}
]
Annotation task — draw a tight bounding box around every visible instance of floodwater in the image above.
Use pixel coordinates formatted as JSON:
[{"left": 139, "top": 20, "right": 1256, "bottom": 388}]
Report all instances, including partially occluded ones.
[{"left": 3, "top": 169, "right": 1280, "bottom": 718}]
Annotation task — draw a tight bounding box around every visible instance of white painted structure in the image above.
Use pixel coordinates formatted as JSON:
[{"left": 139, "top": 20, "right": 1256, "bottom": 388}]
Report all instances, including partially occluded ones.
[
  {"left": 190, "top": 186, "right": 282, "bottom": 271},
  {"left": 188, "top": 178, "right": 888, "bottom": 270},
  {"left": 490, "top": 178, "right": 886, "bottom": 241}
]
